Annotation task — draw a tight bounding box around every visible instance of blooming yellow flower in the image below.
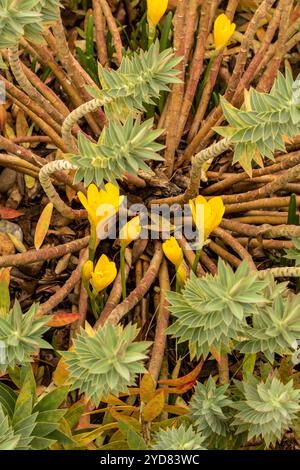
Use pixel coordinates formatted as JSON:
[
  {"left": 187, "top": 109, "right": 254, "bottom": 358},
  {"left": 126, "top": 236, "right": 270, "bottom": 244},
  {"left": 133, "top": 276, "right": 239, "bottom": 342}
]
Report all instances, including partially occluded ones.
[
  {"left": 119, "top": 216, "right": 141, "bottom": 247},
  {"left": 90, "top": 254, "right": 117, "bottom": 293},
  {"left": 77, "top": 183, "right": 124, "bottom": 230},
  {"left": 189, "top": 195, "right": 225, "bottom": 241},
  {"left": 147, "top": 0, "right": 168, "bottom": 27},
  {"left": 213, "top": 14, "right": 236, "bottom": 50},
  {"left": 162, "top": 237, "right": 183, "bottom": 269}
]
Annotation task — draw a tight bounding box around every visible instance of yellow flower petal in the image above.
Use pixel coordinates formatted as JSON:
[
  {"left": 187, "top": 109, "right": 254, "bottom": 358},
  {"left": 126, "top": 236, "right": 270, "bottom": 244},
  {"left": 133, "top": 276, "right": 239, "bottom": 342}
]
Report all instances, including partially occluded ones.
[
  {"left": 147, "top": 0, "right": 168, "bottom": 27},
  {"left": 208, "top": 196, "right": 225, "bottom": 232},
  {"left": 177, "top": 262, "right": 188, "bottom": 285},
  {"left": 94, "top": 254, "right": 109, "bottom": 272},
  {"left": 87, "top": 183, "right": 99, "bottom": 207},
  {"left": 120, "top": 216, "right": 141, "bottom": 247},
  {"left": 77, "top": 191, "right": 89, "bottom": 212},
  {"left": 162, "top": 237, "right": 183, "bottom": 269}
]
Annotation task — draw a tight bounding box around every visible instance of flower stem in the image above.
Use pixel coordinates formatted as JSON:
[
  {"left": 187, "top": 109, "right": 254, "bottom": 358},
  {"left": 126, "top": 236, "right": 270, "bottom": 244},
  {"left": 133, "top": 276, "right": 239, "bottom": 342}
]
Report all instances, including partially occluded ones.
[
  {"left": 120, "top": 245, "right": 127, "bottom": 300},
  {"left": 85, "top": 283, "right": 100, "bottom": 319},
  {"left": 175, "top": 271, "right": 183, "bottom": 293},
  {"left": 148, "top": 24, "right": 156, "bottom": 48},
  {"left": 192, "top": 249, "right": 202, "bottom": 274},
  {"left": 89, "top": 226, "right": 97, "bottom": 262}
]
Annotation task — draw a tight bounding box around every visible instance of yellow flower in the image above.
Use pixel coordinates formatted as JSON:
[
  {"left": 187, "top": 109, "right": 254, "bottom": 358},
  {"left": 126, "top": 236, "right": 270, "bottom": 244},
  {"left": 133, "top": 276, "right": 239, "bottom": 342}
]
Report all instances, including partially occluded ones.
[
  {"left": 213, "top": 14, "right": 236, "bottom": 50},
  {"left": 147, "top": 0, "right": 168, "bottom": 27},
  {"left": 90, "top": 254, "right": 117, "bottom": 293},
  {"left": 162, "top": 237, "right": 183, "bottom": 269},
  {"left": 82, "top": 260, "right": 93, "bottom": 282},
  {"left": 163, "top": 237, "right": 188, "bottom": 285},
  {"left": 189, "top": 195, "right": 225, "bottom": 241},
  {"left": 119, "top": 216, "right": 141, "bottom": 247},
  {"left": 77, "top": 183, "right": 124, "bottom": 230},
  {"left": 177, "top": 262, "right": 188, "bottom": 284}
]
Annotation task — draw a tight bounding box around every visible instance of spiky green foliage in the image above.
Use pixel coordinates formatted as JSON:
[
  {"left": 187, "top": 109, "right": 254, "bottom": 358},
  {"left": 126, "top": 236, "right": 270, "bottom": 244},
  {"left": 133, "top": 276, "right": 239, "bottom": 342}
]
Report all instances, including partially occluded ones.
[
  {"left": 284, "top": 238, "right": 300, "bottom": 266},
  {"left": 87, "top": 42, "right": 181, "bottom": 120},
  {"left": 232, "top": 373, "right": 300, "bottom": 447},
  {"left": 0, "top": 0, "right": 61, "bottom": 48},
  {"left": 237, "top": 294, "right": 300, "bottom": 362},
  {"left": 0, "top": 404, "right": 20, "bottom": 450},
  {"left": 216, "top": 69, "right": 300, "bottom": 173},
  {"left": 0, "top": 367, "right": 69, "bottom": 450},
  {"left": 152, "top": 424, "right": 207, "bottom": 450},
  {"left": 62, "top": 323, "right": 151, "bottom": 405},
  {"left": 70, "top": 42, "right": 181, "bottom": 186},
  {"left": 166, "top": 260, "right": 268, "bottom": 357},
  {"left": 39, "top": 0, "right": 61, "bottom": 25},
  {"left": 70, "top": 116, "right": 164, "bottom": 186},
  {"left": 189, "top": 377, "right": 232, "bottom": 443},
  {"left": 0, "top": 301, "right": 52, "bottom": 374}
]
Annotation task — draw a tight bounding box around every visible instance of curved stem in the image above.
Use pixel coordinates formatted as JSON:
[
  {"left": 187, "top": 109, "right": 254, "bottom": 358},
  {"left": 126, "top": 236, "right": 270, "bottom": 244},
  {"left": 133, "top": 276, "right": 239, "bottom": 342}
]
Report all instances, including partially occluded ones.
[
  {"left": 62, "top": 98, "right": 108, "bottom": 152},
  {"left": 150, "top": 138, "right": 231, "bottom": 206},
  {"left": 257, "top": 267, "right": 300, "bottom": 278},
  {"left": 39, "top": 159, "right": 85, "bottom": 219},
  {"left": 8, "top": 44, "right": 64, "bottom": 125}
]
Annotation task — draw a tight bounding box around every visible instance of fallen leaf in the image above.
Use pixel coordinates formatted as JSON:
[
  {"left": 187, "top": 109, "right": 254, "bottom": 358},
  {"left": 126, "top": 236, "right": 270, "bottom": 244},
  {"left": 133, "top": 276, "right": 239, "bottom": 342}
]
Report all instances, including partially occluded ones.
[
  {"left": 7, "top": 233, "right": 27, "bottom": 253},
  {"left": 34, "top": 202, "right": 53, "bottom": 250},
  {"left": 47, "top": 312, "right": 81, "bottom": 327},
  {"left": 0, "top": 206, "right": 24, "bottom": 219}
]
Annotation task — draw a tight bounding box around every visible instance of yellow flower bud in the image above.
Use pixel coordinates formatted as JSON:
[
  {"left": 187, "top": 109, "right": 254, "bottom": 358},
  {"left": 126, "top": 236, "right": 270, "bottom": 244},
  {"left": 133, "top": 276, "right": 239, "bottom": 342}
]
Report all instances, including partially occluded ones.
[
  {"left": 119, "top": 216, "right": 141, "bottom": 247},
  {"left": 176, "top": 262, "right": 188, "bottom": 285},
  {"left": 213, "top": 14, "right": 236, "bottom": 50},
  {"left": 82, "top": 260, "right": 94, "bottom": 282},
  {"left": 147, "top": 0, "right": 168, "bottom": 27},
  {"left": 162, "top": 237, "right": 183, "bottom": 269}
]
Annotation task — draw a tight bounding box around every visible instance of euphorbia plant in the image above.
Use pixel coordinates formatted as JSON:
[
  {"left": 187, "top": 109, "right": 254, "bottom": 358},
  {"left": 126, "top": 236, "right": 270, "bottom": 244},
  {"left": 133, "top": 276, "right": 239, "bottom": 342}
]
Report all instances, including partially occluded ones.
[
  {"left": 0, "top": 0, "right": 61, "bottom": 113},
  {"left": 38, "top": 42, "right": 181, "bottom": 217}
]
